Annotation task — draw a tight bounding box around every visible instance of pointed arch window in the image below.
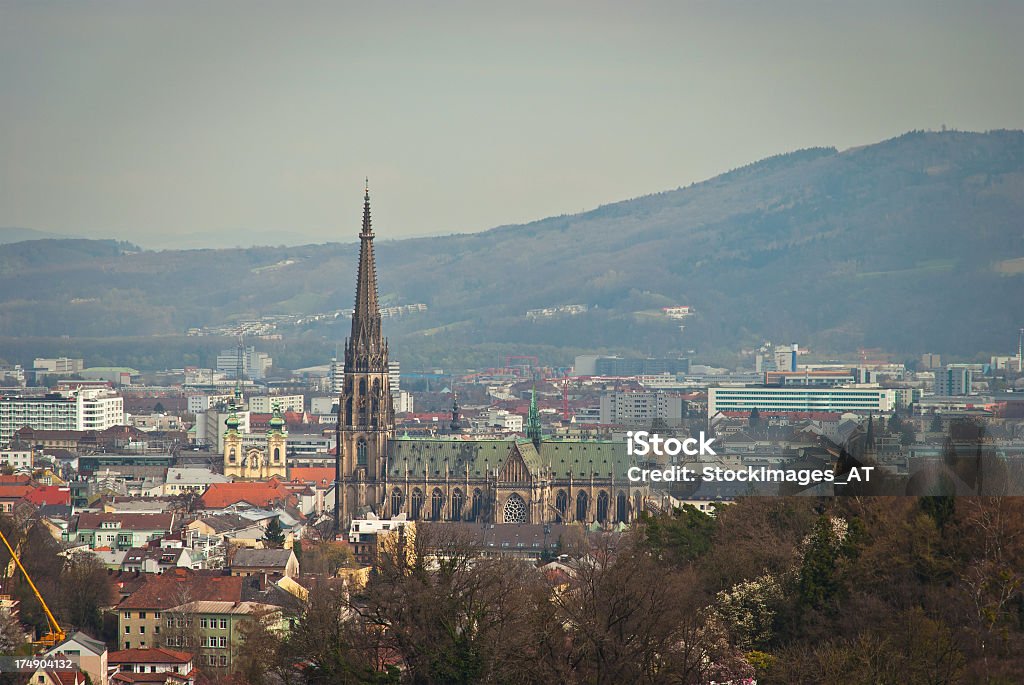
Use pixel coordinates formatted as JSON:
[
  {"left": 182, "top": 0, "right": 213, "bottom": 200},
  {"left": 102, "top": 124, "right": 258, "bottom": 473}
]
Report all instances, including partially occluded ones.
[
  {"left": 616, "top": 491, "right": 629, "bottom": 523},
  {"left": 391, "top": 488, "right": 403, "bottom": 517},
  {"left": 357, "top": 439, "right": 367, "bottom": 466},
  {"left": 410, "top": 488, "right": 423, "bottom": 520},
  {"left": 554, "top": 490, "right": 568, "bottom": 523},
  {"left": 431, "top": 488, "right": 445, "bottom": 520},
  {"left": 470, "top": 489, "right": 483, "bottom": 522},
  {"left": 596, "top": 491, "right": 609, "bottom": 524},
  {"left": 576, "top": 491, "right": 589, "bottom": 523},
  {"left": 451, "top": 489, "right": 464, "bottom": 521}
]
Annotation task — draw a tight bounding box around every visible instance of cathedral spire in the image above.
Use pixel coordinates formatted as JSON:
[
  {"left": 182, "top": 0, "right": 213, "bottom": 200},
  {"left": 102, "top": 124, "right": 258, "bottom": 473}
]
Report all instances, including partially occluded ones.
[
  {"left": 527, "top": 385, "right": 542, "bottom": 449},
  {"left": 346, "top": 182, "right": 386, "bottom": 373}
]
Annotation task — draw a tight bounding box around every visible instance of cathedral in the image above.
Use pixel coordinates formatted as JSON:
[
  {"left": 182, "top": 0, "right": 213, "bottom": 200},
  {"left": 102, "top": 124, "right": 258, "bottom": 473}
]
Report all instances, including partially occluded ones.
[{"left": 333, "top": 186, "right": 651, "bottom": 530}]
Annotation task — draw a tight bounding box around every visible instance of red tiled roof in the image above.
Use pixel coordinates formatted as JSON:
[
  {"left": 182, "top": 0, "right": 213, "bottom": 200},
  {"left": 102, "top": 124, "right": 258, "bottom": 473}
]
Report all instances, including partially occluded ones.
[
  {"left": 200, "top": 479, "right": 292, "bottom": 509},
  {"left": 288, "top": 467, "right": 335, "bottom": 485},
  {"left": 112, "top": 672, "right": 192, "bottom": 684},
  {"left": 0, "top": 474, "right": 31, "bottom": 485},
  {"left": 24, "top": 485, "right": 71, "bottom": 506},
  {"left": 44, "top": 670, "right": 86, "bottom": 685},
  {"left": 0, "top": 485, "right": 35, "bottom": 499},
  {"left": 118, "top": 569, "right": 243, "bottom": 610},
  {"left": 109, "top": 647, "right": 193, "bottom": 664}
]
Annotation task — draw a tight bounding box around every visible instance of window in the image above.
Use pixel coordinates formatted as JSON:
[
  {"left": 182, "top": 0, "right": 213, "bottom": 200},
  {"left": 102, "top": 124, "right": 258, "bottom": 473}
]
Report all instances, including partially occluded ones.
[
  {"left": 220, "top": 656, "right": 228, "bottom": 667},
  {"left": 219, "top": 636, "right": 227, "bottom": 648},
  {"left": 166, "top": 617, "right": 173, "bottom": 627},
  {"left": 200, "top": 618, "right": 208, "bottom": 628},
  {"left": 139, "top": 626, "right": 145, "bottom": 634},
  {"left": 124, "top": 626, "right": 131, "bottom": 633},
  {"left": 124, "top": 642, "right": 130, "bottom": 649},
  {"left": 219, "top": 619, "right": 227, "bottom": 629},
  {"left": 139, "top": 611, "right": 146, "bottom": 619},
  {"left": 154, "top": 612, "right": 161, "bottom": 619},
  {"left": 123, "top": 611, "right": 131, "bottom": 619},
  {"left": 357, "top": 439, "right": 368, "bottom": 466}
]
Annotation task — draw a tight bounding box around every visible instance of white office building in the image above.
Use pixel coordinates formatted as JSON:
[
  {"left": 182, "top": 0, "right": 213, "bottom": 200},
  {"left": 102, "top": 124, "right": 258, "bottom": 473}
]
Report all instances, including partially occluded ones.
[
  {"left": 707, "top": 386, "right": 897, "bottom": 417},
  {"left": 0, "top": 389, "right": 124, "bottom": 445},
  {"left": 187, "top": 393, "right": 234, "bottom": 415},
  {"left": 249, "top": 395, "right": 304, "bottom": 414},
  {"left": 598, "top": 392, "right": 685, "bottom": 426},
  {"left": 216, "top": 346, "right": 273, "bottom": 380}
]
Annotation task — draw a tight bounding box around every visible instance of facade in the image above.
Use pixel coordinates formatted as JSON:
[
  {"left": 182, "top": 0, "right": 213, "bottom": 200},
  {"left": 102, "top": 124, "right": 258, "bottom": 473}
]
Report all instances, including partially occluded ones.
[
  {"left": 332, "top": 189, "right": 650, "bottom": 530},
  {"left": 707, "top": 385, "right": 897, "bottom": 416},
  {"left": 215, "top": 347, "right": 272, "bottom": 381},
  {"left": 196, "top": 407, "right": 249, "bottom": 452},
  {"left": 64, "top": 513, "right": 174, "bottom": 550},
  {"left": 44, "top": 632, "right": 108, "bottom": 685},
  {"left": 248, "top": 395, "right": 304, "bottom": 414},
  {"left": 0, "top": 448, "right": 33, "bottom": 469},
  {"left": 934, "top": 366, "right": 973, "bottom": 396},
  {"left": 162, "top": 601, "right": 284, "bottom": 673},
  {"left": 161, "top": 468, "right": 231, "bottom": 496},
  {"left": 222, "top": 406, "right": 288, "bottom": 480},
  {"left": 598, "top": 391, "right": 685, "bottom": 426},
  {"left": 108, "top": 648, "right": 194, "bottom": 685},
  {"left": 0, "top": 389, "right": 124, "bottom": 446},
  {"left": 33, "top": 357, "right": 85, "bottom": 375},
  {"left": 186, "top": 394, "right": 233, "bottom": 415},
  {"left": 486, "top": 409, "right": 524, "bottom": 432}
]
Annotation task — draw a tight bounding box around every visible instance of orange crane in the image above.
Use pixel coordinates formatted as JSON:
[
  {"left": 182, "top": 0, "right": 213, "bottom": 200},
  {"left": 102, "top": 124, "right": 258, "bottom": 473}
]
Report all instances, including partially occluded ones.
[{"left": 0, "top": 528, "right": 65, "bottom": 649}]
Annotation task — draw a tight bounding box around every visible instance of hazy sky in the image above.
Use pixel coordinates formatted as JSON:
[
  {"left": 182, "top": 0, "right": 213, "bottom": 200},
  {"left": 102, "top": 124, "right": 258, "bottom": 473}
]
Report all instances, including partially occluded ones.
[{"left": 1, "top": 1, "right": 1022, "bottom": 247}]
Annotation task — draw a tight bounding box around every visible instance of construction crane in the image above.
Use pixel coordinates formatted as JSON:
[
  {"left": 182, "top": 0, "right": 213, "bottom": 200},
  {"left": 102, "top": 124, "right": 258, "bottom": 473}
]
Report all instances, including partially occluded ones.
[{"left": 0, "top": 528, "right": 65, "bottom": 650}]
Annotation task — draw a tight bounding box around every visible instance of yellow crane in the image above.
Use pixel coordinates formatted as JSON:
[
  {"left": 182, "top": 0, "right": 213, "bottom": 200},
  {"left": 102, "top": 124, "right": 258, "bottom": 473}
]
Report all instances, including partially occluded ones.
[{"left": 0, "top": 528, "right": 65, "bottom": 650}]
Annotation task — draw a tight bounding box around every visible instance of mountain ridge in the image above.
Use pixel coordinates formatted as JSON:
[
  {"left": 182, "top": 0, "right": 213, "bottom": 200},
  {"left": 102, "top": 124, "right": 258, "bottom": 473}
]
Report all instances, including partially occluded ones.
[{"left": 1, "top": 130, "right": 1021, "bottom": 362}]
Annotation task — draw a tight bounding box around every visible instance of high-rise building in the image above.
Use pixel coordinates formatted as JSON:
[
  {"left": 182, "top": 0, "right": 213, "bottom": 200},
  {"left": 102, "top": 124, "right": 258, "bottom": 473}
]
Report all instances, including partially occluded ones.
[
  {"left": 0, "top": 389, "right": 124, "bottom": 445},
  {"left": 933, "top": 366, "right": 973, "bottom": 396},
  {"left": 598, "top": 391, "right": 685, "bottom": 426},
  {"left": 215, "top": 346, "right": 272, "bottom": 380}
]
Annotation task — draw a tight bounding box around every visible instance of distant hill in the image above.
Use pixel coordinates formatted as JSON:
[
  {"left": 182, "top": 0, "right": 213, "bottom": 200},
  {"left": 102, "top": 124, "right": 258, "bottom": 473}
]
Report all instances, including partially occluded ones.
[
  {"left": 0, "top": 227, "right": 74, "bottom": 244},
  {"left": 0, "top": 130, "right": 1021, "bottom": 364}
]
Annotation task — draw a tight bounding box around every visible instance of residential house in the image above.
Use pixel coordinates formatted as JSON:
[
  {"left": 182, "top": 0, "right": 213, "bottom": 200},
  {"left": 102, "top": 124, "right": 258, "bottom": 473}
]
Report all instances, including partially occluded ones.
[
  {"left": 63, "top": 513, "right": 175, "bottom": 550},
  {"left": 116, "top": 569, "right": 243, "bottom": 651},
  {"left": 108, "top": 647, "right": 194, "bottom": 685},
  {"left": 121, "top": 547, "right": 195, "bottom": 574},
  {"left": 116, "top": 570, "right": 243, "bottom": 650},
  {"left": 229, "top": 548, "right": 299, "bottom": 579},
  {"left": 162, "top": 601, "right": 285, "bottom": 673},
  {"left": 160, "top": 468, "right": 231, "bottom": 497},
  {"left": 43, "top": 631, "right": 108, "bottom": 685}
]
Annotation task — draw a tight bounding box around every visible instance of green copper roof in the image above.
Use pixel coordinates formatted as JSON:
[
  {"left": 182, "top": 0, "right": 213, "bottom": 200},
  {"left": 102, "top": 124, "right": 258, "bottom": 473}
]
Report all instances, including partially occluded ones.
[{"left": 385, "top": 438, "right": 635, "bottom": 481}]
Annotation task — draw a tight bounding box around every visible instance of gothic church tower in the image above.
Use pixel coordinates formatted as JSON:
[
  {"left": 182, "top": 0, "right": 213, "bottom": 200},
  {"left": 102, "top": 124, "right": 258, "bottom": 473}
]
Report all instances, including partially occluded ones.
[{"left": 335, "top": 184, "right": 393, "bottom": 529}]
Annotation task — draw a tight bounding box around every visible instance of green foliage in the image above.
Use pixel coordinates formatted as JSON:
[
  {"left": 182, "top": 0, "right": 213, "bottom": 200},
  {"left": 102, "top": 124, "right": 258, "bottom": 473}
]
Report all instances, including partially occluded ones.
[
  {"left": 641, "top": 504, "right": 717, "bottom": 564},
  {"left": 263, "top": 518, "right": 286, "bottom": 548}
]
